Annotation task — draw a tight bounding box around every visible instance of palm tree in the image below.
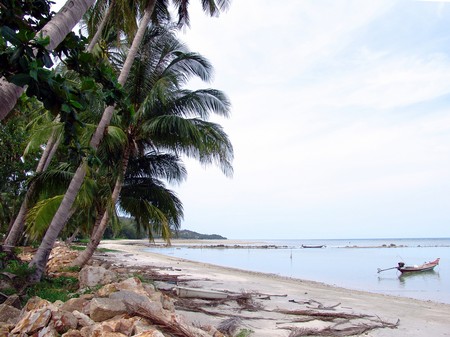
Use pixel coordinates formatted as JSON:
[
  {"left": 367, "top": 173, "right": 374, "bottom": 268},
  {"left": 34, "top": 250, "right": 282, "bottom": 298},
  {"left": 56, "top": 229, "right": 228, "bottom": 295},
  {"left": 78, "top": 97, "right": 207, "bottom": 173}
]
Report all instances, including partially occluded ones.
[
  {"left": 29, "top": 0, "right": 231, "bottom": 282},
  {"left": 0, "top": 0, "right": 97, "bottom": 121},
  {"left": 71, "top": 25, "right": 233, "bottom": 267}
]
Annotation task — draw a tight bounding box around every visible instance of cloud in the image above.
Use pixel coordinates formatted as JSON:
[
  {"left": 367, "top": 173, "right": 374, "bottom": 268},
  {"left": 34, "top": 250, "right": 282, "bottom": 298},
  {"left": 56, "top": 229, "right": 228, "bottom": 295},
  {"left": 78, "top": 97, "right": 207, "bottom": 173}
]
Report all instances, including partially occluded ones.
[{"left": 171, "top": 0, "right": 450, "bottom": 239}]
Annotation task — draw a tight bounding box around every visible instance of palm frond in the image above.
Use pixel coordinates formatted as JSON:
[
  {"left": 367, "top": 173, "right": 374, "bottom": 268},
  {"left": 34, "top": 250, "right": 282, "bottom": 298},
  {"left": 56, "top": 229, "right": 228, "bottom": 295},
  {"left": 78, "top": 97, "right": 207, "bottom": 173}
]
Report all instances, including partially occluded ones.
[
  {"left": 143, "top": 116, "right": 233, "bottom": 177},
  {"left": 126, "top": 151, "right": 187, "bottom": 183},
  {"left": 26, "top": 195, "right": 64, "bottom": 240}
]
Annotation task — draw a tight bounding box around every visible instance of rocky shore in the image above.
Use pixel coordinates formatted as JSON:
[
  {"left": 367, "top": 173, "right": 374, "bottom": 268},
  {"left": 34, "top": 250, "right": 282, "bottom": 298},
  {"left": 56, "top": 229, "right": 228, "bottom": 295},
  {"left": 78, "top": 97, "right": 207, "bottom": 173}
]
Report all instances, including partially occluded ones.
[{"left": 1, "top": 241, "right": 450, "bottom": 336}]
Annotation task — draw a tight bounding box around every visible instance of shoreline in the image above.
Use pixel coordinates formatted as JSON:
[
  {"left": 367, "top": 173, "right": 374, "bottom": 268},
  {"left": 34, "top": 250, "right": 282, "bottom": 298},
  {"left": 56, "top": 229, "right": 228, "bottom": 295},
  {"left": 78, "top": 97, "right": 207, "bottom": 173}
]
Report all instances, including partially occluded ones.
[{"left": 97, "top": 239, "right": 450, "bottom": 337}]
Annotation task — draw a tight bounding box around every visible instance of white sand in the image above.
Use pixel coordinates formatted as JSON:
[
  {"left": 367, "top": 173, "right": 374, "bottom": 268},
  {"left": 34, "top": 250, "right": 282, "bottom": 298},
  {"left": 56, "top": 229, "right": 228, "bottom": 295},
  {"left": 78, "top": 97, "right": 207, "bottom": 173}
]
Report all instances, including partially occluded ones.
[{"left": 98, "top": 239, "right": 450, "bottom": 337}]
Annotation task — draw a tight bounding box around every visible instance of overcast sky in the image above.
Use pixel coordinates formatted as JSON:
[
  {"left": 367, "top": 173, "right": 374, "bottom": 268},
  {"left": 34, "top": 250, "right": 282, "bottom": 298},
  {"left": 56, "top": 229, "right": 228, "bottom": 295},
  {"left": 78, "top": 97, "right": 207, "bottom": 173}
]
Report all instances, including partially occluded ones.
[
  {"left": 53, "top": 0, "right": 450, "bottom": 239},
  {"left": 170, "top": 0, "right": 450, "bottom": 239}
]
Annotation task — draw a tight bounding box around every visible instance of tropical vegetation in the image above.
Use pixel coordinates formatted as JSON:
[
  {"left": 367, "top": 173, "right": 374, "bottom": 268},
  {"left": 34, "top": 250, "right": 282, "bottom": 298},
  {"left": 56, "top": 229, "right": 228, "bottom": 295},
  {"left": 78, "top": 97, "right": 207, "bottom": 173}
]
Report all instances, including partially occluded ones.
[{"left": 0, "top": 0, "right": 232, "bottom": 283}]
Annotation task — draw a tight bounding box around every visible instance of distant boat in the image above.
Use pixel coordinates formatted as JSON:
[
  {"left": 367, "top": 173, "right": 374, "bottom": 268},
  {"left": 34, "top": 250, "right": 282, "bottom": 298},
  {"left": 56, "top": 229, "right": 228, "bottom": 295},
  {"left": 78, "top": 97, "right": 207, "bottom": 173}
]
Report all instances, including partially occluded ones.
[
  {"left": 301, "top": 244, "right": 326, "bottom": 248},
  {"left": 397, "top": 258, "right": 440, "bottom": 274}
]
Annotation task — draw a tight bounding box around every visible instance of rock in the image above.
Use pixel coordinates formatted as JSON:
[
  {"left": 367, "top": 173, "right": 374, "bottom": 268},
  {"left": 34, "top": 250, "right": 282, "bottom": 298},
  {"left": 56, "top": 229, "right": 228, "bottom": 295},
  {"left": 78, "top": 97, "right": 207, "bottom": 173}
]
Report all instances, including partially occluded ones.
[
  {"left": 0, "top": 324, "right": 13, "bottom": 336},
  {"left": 79, "top": 266, "right": 118, "bottom": 288},
  {"left": 72, "top": 310, "right": 95, "bottom": 327},
  {"left": 61, "top": 329, "right": 83, "bottom": 337},
  {"left": 37, "top": 325, "right": 59, "bottom": 337},
  {"left": 50, "top": 309, "right": 78, "bottom": 333},
  {"left": 89, "top": 298, "right": 127, "bottom": 322},
  {"left": 0, "top": 303, "right": 20, "bottom": 324},
  {"left": 133, "top": 330, "right": 165, "bottom": 337},
  {"left": 60, "top": 297, "right": 91, "bottom": 313},
  {"left": 11, "top": 307, "right": 52, "bottom": 335},
  {"left": 109, "top": 290, "right": 162, "bottom": 316},
  {"left": 129, "top": 316, "right": 155, "bottom": 335},
  {"left": 97, "top": 277, "right": 148, "bottom": 298},
  {"left": 96, "top": 283, "right": 118, "bottom": 297},
  {"left": 21, "top": 296, "right": 54, "bottom": 313},
  {"left": 80, "top": 324, "right": 128, "bottom": 337},
  {"left": 3, "top": 294, "right": 22, "bottom": 309},
  {"left": 99, "top": 315, "right": 134, "bottom": 336}
]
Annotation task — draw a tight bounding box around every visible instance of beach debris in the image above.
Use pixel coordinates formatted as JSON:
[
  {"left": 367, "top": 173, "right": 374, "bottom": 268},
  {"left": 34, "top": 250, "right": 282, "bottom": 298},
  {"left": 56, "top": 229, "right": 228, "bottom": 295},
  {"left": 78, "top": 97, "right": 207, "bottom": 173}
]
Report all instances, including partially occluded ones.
[
  {"left": 289, "top": 299, "right": 341, "bottom": 310},
  {"left": 175, "top": 286, "right": 229, "bottom": 299},
  {"left": 284, "top": 318, "right": 399, "bottom": 336},
  {"left": 275, "top": 308, "right": 372, "bottom": 320},
  {"left": 217, "top": 317, "right": 243, "bottom": 335}
]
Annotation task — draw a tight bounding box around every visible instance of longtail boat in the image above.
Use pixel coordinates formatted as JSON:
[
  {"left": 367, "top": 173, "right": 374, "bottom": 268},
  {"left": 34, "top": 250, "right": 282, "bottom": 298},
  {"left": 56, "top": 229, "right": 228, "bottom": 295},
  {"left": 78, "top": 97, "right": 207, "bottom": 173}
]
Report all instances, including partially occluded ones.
[
  {"left": 397, "top": 258, "right": 440, "bottom": 274},
  {"left": 301, "top": 244, "right": 326, "bottom": 248}
]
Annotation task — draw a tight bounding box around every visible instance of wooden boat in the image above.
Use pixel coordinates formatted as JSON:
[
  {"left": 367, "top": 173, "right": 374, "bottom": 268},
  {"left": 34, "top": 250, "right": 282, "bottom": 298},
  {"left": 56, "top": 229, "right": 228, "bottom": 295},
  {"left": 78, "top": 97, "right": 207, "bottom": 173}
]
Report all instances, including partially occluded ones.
[
  {"left": 301, "top": 244, "right": 326, "bottom": 248},
  {"left": 397, "top": 258, "right": 440, "bottom": 274}
]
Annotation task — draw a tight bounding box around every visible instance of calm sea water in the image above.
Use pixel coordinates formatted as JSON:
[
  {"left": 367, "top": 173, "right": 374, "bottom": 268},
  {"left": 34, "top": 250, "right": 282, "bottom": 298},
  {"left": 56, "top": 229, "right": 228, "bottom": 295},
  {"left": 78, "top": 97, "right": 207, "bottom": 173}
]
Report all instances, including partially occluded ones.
[{"left": 145, "top": 238, "right": 450, "bottom": 304}]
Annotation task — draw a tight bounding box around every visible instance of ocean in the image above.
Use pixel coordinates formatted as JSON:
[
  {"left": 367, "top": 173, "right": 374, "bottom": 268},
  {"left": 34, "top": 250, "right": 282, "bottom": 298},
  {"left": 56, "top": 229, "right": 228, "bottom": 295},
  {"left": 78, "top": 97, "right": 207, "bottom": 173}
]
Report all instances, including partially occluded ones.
[{"left": 145, "top": 238, "right": 450, "bottom": 304}]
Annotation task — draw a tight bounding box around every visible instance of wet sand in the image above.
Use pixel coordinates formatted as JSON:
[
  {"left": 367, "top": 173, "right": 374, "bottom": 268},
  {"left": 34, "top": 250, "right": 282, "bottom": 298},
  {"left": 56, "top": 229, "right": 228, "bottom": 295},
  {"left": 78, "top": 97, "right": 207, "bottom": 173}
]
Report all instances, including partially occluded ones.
[{"left": 98, "top": 239, "right": 450, "bottom": 337}]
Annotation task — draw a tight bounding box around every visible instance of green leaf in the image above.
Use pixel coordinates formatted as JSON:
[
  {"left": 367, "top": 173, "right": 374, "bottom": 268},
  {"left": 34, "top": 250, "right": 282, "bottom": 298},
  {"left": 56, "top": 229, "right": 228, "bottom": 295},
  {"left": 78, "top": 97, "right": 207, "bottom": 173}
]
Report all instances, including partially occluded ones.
[
  {"left": 69, "top": 99, "right": 83, "bottom": 109},
  {"left": 10, "top": 73, "right": 30, "bottom": 87},
  {"left": 1, "top": 27, "right": 21, "bottom": 45},
  {"left": 81, "top": 78, "right": 96, "bottom": 91},
  {"left": 61, "top": 104, "right": 71, "bottom": 113},
  {"left": 42, "top": 53, "right": 53, "bottom": 68},
  {"left": 30, "top": 69, "right": 38, "bottom": 81}
]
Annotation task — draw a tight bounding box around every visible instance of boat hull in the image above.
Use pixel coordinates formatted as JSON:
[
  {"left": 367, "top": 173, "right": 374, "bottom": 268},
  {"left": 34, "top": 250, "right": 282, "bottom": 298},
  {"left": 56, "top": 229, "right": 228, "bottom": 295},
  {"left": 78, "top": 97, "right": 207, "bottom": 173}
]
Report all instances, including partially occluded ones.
[{"left": 397, "top": 258, "right": 440, "bottom": 274}]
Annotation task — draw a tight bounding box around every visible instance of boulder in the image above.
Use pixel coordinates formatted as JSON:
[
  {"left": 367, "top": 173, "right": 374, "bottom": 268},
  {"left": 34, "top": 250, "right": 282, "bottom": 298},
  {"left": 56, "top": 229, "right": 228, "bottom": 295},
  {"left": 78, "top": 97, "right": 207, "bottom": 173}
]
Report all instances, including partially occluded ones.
[
  {"left": 80, "top": 324, "right": 128, "bottom": 337},
  {"left": 99, "top": 315, "right": 135, "bottom": 336},
  {"left": 21, "top": 296, "right": 54, "bottom": 313},
  {"left": 3, "top": 294, "right": 21, "bottom": 309},
  {"left": 50, "top": 309, "right": 78, "bottom": 333},
  {"left": 11, "top": 307, "right": 52, "bottom": 335},
  {"left": 97, "top": 277, "right": 148, "bottom": 298},
  {"left": 0, "top": 324, "right": 14, "bottom": 336},
  {"left": 79, "top": 266, "right": 118, "bottom": 288},
  {"left": 72, "top": 310, "right": 95, "bottom": 327},
  {"left": 61, "top": 329, "right": 83, "bottom": 337},
  {"left": 60, "top": 297, "right": 91, "bottom": 313},
  {"left": 37, "top": 325, "right": 59, "bottom": 337},
  {"left": 109, "top": 290, "right": 163, "bottom": 316},
  {"left": 0, "top": 303, "right": 20, "bottom": 324},
  {"left": 89, "top": 298, "right": 127, "bottom": 322}
]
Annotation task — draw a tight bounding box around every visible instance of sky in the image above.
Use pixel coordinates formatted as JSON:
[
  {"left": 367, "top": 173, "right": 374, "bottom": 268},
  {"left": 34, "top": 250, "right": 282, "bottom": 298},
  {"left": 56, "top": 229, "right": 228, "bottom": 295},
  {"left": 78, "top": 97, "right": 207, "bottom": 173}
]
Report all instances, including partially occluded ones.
[{"left": 53, "top": 0, "right": 450, "bottom": 239}]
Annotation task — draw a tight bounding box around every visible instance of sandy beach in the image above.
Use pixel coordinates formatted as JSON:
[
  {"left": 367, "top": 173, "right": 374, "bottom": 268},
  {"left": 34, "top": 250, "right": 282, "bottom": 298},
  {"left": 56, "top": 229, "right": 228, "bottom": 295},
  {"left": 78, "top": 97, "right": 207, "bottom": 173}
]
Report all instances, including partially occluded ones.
[{"left": 97, "top": 239, "right": 450, "bottom": 337}]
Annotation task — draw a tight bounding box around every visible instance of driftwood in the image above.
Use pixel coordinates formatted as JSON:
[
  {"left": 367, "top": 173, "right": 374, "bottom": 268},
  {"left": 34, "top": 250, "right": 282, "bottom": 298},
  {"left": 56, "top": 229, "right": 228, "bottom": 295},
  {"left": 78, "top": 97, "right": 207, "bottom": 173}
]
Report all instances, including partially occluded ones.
[
  {"left": 275, "top": 309, "right": 372, "bottom": 320},
  {"left": 289, "top": 299, "right": 342, "bottom": 310},
  {"left": 217, "top": 317, "right": 243, "bottom": 335},
  {"left": 121, "top": 291, "right": 210, "bottom": 337},
  {"left": 285, "top": 318, "right": 399, "bottom": 336}
]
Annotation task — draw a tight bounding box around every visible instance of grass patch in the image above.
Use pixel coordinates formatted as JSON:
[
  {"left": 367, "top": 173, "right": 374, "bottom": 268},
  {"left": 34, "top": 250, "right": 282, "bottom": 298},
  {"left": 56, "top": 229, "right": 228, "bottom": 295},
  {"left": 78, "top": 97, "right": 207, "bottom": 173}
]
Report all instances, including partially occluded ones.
[
  {"left": 62, "top": 265, "right": 81, "bottom": 272},
  {"left": 70, "top": 245, "right": 86, "bottom": 251},
  {"left": 25, "top": 275, "right": 79, "bottom": 303},
  {"left": 236, "top": 329, "right": 253, "bottom": 337}
]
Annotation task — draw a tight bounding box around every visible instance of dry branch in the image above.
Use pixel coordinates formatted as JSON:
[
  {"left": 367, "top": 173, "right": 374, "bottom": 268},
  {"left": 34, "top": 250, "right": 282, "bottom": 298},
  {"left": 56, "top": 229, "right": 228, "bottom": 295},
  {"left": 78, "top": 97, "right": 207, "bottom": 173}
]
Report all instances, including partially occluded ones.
[{"left": 275, "top": 309, "right": 372, "bottom": 320}]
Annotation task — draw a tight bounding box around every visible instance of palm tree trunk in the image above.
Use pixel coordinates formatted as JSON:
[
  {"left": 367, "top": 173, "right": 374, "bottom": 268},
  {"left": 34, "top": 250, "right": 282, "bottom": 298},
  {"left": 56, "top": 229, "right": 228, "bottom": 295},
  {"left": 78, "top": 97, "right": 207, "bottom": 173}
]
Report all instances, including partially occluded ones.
[
  {"left": 86, "top": 0, "right": 115, "bottom": 53},
  {"left": 29, "top": 0, "right": 157, "bottom": 282},
  {"left": 28, "top": 163, "right": 88, "bottom": 282},
  {"left": 2, "top": 132, "right": 60, "bottom": 249},
  {"left": 72, "top": 145, "right": 131, "bottom": 267},
  {"left": 0, "top": 0, "right": 96, "bottom": 121}
]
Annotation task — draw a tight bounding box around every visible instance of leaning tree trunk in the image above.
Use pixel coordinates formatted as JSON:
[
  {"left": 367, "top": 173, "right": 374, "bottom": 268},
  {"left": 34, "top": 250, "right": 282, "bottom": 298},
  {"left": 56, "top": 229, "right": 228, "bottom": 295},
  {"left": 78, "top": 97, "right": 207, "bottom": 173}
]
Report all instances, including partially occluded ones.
[
  {"left": 3, "top": 0, "right": 109, "bottom": 246},
  {"left": 71, "top": 146, "right": 131, "bottom": 267},
  {"left": 86, "top": 0, "right": 115, "bottom": 52},
  {"left": 29, "top": 0, "right": 157, "bottom": 282},
  {"left": 2, "top": 132, "right": 60, "bottom": 249},
  {"left": 0, "top": 0, "right": 96, "bottom": 121}
]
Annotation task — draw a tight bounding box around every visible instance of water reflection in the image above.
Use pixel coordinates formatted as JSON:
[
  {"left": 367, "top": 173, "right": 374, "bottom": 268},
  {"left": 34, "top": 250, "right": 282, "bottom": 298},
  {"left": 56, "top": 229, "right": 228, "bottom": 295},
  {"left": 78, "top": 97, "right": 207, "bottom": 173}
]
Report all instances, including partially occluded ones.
[{"left": 398, "top": 270, "right": 440, "bottom": 283}]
